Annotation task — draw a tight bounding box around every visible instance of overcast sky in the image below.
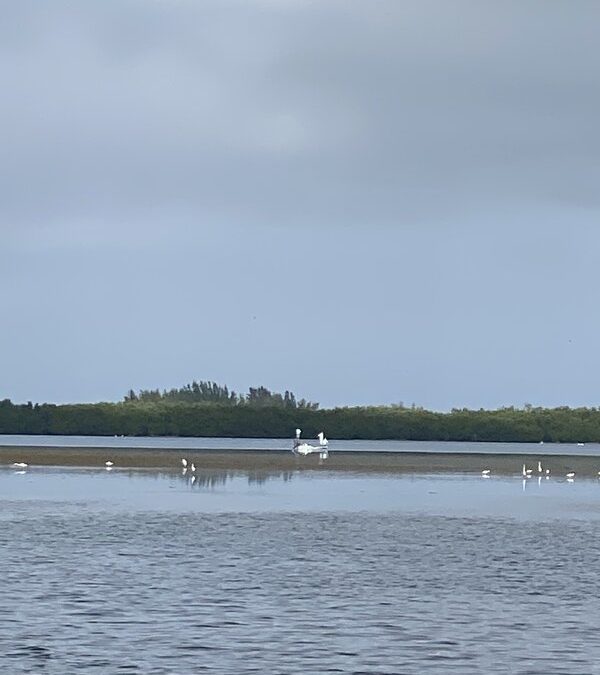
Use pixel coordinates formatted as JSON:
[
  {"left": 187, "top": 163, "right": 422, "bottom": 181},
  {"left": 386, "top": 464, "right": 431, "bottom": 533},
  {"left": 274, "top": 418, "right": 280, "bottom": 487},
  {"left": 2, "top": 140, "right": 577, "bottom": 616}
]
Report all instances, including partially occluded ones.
[{"left": 2, "top": 1, "right": 600, "bottom": 410}]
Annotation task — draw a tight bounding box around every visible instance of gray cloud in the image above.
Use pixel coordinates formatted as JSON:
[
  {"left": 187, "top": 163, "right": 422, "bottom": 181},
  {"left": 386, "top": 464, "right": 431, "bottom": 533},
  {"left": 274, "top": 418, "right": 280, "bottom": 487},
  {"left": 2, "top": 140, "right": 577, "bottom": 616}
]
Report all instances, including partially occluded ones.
[
  {"left": 1, "top": 1, "right": 600, "bottom": 409},
  {"left": 2, "top": 0, "right": 599, "bottom": 228}
]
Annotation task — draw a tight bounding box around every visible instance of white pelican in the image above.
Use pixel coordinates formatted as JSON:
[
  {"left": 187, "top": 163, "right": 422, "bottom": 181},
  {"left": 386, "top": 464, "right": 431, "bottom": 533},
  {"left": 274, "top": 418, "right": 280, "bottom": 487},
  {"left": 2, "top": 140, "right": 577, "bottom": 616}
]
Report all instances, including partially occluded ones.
[
  {"left": 11, "top": 462, "right": 28, "bottom": 468},
  {"left": 481, "top": 469, "right": 491, "bottom": 477},
  {"left": 566, "top": 471, "right": 575, "bottom": 479},
  {"left": 295, "top": 442, "right": 312, "bottom": 455},
  {"left": 293, "top": 429, "right": 329, "bottom": 458},
  {"left": 191, "top": 463, "right": 196, "bottom": 473},
  {"left": 181, "top": 458, "right": 188, "bottom": 468},
  {"left": 105, "top": 461, "right": 114, "bottom": 469},
  {"left": 538, "top": 461, "right": 543, "bottom": 473},
  {"left": 522, "top": 464, "right": 532, "bottom": 478},
  {"left": 294, "top": 434, "right": 330, "bottom": 459}
]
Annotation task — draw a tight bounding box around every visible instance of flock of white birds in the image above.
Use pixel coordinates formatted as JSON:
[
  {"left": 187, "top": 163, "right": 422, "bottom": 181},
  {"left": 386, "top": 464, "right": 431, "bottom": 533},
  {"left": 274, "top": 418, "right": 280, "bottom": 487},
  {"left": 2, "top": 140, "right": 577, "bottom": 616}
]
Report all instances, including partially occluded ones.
[
  {"left": 481, "top": 460, "right": 599, "bottom": 482},
  {"left": 6, "top": 445, "right": 599, "bottom": 484}
]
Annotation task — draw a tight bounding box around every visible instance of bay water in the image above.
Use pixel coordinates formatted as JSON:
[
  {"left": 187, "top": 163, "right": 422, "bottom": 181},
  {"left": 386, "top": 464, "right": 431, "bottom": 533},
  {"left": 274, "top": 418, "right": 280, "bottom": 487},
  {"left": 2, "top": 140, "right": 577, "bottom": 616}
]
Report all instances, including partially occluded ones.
[{"left": 2, "top": 468, "right": 600, "bottom": 673}]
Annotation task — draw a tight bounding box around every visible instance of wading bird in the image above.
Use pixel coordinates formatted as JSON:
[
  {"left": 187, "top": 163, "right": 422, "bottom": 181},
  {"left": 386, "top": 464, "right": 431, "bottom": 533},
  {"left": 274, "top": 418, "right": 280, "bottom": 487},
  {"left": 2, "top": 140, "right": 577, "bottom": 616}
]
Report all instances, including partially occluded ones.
[{"left": 293, "top": 429, "right": 330, "bottom": 459}]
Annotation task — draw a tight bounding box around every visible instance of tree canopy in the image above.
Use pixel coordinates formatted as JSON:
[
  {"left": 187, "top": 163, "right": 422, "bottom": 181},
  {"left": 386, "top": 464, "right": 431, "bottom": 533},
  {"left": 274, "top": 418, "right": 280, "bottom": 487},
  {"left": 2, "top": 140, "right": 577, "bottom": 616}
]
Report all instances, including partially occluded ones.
[{"left": 123, "top": 380, "right": 318, "bottom": 410}]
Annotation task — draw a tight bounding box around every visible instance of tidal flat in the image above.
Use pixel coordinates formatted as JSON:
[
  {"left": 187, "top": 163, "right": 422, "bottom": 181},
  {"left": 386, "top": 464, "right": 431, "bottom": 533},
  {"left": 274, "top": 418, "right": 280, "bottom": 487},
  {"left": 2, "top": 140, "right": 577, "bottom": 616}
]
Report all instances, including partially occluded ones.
[{"left": 3, "top": 444, "right": 600, "bottom": 477}]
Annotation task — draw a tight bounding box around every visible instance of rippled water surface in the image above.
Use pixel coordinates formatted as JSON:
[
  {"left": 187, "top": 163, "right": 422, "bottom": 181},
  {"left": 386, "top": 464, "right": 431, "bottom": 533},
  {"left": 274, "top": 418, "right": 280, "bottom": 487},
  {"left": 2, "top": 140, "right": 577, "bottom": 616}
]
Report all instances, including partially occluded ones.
[{"left": 3, "top": 469, "right": 600, "bottom": 673}]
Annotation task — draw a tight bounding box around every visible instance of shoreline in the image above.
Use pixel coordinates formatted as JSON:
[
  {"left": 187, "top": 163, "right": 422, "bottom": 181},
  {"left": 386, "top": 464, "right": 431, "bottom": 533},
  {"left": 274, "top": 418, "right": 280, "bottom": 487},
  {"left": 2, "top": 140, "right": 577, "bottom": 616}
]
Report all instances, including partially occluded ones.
[{"left": 2, "top": 446, "right": 600, "bottom": 476}]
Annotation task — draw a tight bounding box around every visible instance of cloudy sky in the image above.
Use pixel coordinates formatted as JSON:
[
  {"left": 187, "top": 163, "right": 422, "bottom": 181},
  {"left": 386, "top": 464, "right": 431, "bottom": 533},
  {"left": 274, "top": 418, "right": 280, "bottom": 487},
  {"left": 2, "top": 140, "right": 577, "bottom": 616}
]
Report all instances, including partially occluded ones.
[{"left": 2, "top": 1, "right": 600, "bottom": 410}]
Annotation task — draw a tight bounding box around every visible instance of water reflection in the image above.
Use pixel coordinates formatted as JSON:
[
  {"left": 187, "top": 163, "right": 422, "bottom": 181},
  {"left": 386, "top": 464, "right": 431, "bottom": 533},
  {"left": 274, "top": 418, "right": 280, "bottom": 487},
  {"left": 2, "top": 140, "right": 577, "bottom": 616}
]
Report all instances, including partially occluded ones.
[
  {"left": 4, "top": 466, "right": 600, "bottom": 523},
  {"left": 180, "top": 468, "right": 296, "bottom": 488}
]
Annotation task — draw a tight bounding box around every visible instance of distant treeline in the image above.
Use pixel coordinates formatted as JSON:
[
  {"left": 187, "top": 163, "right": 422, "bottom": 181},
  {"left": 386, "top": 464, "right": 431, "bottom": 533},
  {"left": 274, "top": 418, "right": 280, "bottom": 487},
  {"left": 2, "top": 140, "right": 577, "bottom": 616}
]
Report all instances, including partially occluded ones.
[
  {"left": 3, "top": 386, "right": 600, "bottom": 442},
  {"left": 124, "top": 381, "right": 319, "bottom": 410}
]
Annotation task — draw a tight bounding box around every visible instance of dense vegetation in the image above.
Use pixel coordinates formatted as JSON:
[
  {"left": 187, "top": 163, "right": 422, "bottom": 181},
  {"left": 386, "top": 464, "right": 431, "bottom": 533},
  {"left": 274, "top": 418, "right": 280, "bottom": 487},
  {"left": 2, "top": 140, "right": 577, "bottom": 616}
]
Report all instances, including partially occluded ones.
[
  {"left": 124, "top": 381, "right": 318, "bottom": 409},
  {"left": 2, "top": 381, "right": 600, "bottom": 442}
]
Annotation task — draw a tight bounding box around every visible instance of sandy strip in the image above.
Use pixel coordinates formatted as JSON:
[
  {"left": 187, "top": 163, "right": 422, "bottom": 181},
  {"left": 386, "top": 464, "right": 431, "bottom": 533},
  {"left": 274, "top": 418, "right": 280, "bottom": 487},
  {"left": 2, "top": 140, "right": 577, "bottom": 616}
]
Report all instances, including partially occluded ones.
[{"left": 1, "top": 446, "right": 600, "bottom": 477}]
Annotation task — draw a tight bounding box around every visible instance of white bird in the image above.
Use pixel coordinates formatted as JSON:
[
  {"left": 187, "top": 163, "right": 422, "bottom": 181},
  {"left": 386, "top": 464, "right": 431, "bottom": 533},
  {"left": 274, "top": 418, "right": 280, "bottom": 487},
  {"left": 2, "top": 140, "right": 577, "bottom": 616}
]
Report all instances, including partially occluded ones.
[
  {"left": 566, "top": 471, "right": 575, "bottom": 479},
  {"left": 191, "top": 463, "right": 196, "bottom": 473},
  {"left": 545, "top": 468, "right": 551, "bottom": 478},
  {"left": 295, "top": 428, "right": 301, "bottom": 439},
  {"left": 181, "top": 458, "right": 188, "bottom": 468},
  {"left": 11, "top": 462, "right": 28, "bottom": 468},
  {"left": 481, "top": 469, "right": 491, "bottom": 476},
  {"left": 317, "top": 432, "right": 328, "bottom": 447},
  {"left": 522, "top": 464, "right": 532, "bottom": 478},
  {"left": 191, "top": 475, "right": 196, "bottom": 485},
  {"left": 105, "top": 461, "right": 114, "bottom": 469},
  {"left": 538, "top": 461, "right": 543, "bottom": 473},
  {"left": 577, "top": 443, "right": 585, "bottom": 447}
]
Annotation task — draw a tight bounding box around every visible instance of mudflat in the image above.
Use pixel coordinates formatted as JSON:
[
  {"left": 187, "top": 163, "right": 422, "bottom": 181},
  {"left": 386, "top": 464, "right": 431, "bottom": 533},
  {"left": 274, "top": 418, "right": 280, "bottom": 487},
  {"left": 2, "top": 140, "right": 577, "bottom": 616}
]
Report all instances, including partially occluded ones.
[{"left": 2, "top": 445, "right": 599, "bottom": 476}]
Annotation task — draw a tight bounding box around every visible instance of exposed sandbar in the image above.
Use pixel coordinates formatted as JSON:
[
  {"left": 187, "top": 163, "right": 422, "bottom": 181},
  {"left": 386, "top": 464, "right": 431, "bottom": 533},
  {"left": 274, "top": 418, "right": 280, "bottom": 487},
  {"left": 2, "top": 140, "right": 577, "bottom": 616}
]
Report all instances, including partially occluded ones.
[{"left": 2, "top": 446, "right": 600, "bottom": 476}]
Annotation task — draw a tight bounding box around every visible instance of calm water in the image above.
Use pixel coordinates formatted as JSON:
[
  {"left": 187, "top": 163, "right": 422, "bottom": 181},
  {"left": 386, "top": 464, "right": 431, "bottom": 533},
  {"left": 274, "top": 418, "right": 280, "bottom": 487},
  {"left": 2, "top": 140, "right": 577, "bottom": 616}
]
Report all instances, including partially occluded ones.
[
  {"left": 2, "top": 468, "right": 600, "bottom": 673},
  {"left": 2, "top": 433, "right": 600, "bottom": 456}
]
